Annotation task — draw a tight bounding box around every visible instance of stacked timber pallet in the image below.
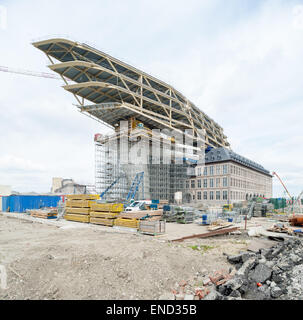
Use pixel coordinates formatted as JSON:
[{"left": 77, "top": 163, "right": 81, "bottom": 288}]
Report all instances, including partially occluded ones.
[
  {"left": 29, "top": 208, "right": 57, "bottom": 219},
  {"left": 90, "top": 202, "right": 124, "bottom": 226},
  {"left": 64, "top": 194, "right": 99, "bottom": 223}
]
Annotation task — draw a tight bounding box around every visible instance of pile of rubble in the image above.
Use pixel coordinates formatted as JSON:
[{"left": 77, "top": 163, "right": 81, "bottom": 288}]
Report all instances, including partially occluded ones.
[
  {"left": 165, "top": 238, "right": 303, "bottom": 300},
  {"left": 164, "top": 269, "right": 236, "bottom": 300},
  {"left": 215, "top": 238, "right": 303, "bottom": 300}
]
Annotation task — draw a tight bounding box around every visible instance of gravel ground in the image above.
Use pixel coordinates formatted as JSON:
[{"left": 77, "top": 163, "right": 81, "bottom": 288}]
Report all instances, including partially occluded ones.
[{"left": 0, "top": 214, "right": 250, "bottom": 300}]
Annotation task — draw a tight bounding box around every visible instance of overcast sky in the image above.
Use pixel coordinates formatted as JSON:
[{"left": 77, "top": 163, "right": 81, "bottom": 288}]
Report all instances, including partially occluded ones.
[{"left": 0, "top": 0, "right": 302, "bottom": 197}]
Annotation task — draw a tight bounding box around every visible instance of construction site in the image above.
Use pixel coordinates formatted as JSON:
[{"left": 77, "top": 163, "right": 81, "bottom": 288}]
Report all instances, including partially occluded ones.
[{"left": 1, "top": 37, "right": 303, "bottom": 302}]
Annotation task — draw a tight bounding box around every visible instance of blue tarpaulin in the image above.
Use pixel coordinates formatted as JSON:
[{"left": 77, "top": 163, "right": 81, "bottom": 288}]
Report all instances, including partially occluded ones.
[{"left": 1, "top": 195, "right": 61, "bottom": 213}]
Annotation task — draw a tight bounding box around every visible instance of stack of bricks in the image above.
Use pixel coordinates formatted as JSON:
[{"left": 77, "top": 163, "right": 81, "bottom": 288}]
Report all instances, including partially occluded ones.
[
  {"left": 64, "top": 194, "right": 99, "bottom": 223},
  {"left": 90, "top": 203, "right": 124, "bottom": 226}
]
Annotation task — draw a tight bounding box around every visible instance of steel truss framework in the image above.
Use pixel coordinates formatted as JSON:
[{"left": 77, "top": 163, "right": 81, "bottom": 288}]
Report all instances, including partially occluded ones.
[{"left": 33, "top": 38, "right": 230, "bottom": 148}]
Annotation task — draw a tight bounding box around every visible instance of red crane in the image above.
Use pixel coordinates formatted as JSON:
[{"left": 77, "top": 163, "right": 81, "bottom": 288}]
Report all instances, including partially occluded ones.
[
  {"left": 272, "top": 171, "right": 294, "bottom": 217},
  {"left": 272, "top": 172, "right": 292, "bottom": 200}
]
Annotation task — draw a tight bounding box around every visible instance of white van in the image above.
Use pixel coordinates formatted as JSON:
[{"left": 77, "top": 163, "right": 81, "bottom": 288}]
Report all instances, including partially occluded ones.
[{"left": 124, "top": 200, "right": 152, "bottom": 212}]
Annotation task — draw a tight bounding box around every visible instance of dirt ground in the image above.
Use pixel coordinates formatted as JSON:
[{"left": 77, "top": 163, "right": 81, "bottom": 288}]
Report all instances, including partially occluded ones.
[{"left": 0, "top": 213, "right": 251, "bottom": 300}]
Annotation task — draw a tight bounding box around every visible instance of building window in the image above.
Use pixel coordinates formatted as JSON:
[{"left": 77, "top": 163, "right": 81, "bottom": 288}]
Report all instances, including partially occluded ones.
[
  {"left": 223, "top": 191, "right": 228, "bottom": 200},
  {"left": 191, "top": 180, "right": 195, "bottom": 188},
  {"left": 209, "top": 166, "right": 214, "bottom": 175},
  {"left": 210, "top": 191, "right": 214, "bottom": 200},
  {"left": 216, "top": 191, "right": 220, "bottom": 200},
  {"left": 223, "top": 177, "right": 228, "bottom": 187},
  {"left": 193, "top": 194, "right": 195, "bottom": 200},
  {"left": 197, "top": 191, "right": 201, "bottom": 200},
  {"left": 203, "top": 167, "right": 208, "bottom": 176},
  {"left": 210, "top": 178, "right": 214, "bottom": 188},
  {"left": 223, "top": 164, "right": 228, "bottom": 174},
  {"left": 203, "top": 191, "right": 207, "bottom": 200},
  {"left": 197, "top": 179, "right": 201, "bottom": 188},
  {"left": 186, "top": 180, "right": 189, "bottom": 189},
  {"left": 216, "top": 178, "right": 220, "bottom": 187},
  {"left": 216, "top": 165, "right": 220, "bottom": 175},
  {"left": 203, "top": 179, "right": 207, "bottom": 188},
  {"left": 197, "top": 167, "right": 201, "bottom": 176}
]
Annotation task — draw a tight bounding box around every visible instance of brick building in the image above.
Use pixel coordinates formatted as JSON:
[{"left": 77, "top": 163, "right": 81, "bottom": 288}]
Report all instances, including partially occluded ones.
[{"left": 185, "top": 148, "right": 272, "bottom": 205}]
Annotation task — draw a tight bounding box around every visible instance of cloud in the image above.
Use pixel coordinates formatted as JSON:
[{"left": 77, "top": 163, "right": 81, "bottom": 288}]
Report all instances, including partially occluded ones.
[{"left": 0, "top": 0, "right": 302, "bottom": 196}]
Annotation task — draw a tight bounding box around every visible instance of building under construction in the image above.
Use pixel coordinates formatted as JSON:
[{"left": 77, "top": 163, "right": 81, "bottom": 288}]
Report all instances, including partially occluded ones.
[{"left": 33, "top": 38, "right": 230, "bottom": 202}]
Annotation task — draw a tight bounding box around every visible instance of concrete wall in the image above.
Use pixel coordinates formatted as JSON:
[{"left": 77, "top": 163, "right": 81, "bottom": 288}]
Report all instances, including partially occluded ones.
[
  {"left": 0, "top": 185, "right": 12, "bottom": 196},
  {"left": 51, "top": 178, "right": 63, "bottom": 193}
]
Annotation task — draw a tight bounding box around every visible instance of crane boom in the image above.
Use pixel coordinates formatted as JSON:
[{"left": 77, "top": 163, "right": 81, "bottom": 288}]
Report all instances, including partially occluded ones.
[
  {"left": 272, "top": 171, "right": 292, "bottom": 199},
  {"left": 0, "top": 65, "right": 67, "bottom": 80}
]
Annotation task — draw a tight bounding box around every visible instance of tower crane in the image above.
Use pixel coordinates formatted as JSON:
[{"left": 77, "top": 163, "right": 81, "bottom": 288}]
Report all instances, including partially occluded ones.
[{"left": 0, "top": 65, "right": 70, "bottom": 81}]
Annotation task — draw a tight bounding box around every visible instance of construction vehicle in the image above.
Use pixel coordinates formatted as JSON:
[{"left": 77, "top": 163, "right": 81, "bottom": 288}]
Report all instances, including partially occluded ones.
[{"left": 124, "top": 200, "right": 152, "bottom": 212}]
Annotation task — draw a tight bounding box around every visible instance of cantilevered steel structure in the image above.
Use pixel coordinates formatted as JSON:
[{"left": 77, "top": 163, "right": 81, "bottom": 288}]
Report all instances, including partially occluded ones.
[
  {"left": 33, "top": 38, "right": 230, "bottom": 201},
  {"left": 33, "top": 38, "right": 229, "bottom": 148}
]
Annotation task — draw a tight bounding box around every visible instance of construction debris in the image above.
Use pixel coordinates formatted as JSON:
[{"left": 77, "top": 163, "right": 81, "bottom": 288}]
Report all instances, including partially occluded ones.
[
  {"left": 207, "top": 219, "right": 234, "bottom": 231},
  {"left": 213, "top": 238, "right": 303, "bottom": 300},
  {"left": 172, "top": 227, "right": 239, "bottom": 242},
  {"left": 29, "top": 208, "right": 57, "bottom": 219},
  {"left": 267, "top": 223, "right": 294, "bottom": 235}
]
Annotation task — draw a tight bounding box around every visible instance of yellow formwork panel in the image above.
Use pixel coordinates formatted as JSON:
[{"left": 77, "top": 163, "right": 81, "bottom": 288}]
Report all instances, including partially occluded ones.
[
  {"left": 90, "top": 203, "right": 124, "bottom": 213},
  {"left": 114, "top": 218, "right": 139, "bottom": 229},
  {"left": 90, "top": 217, "right": 114, "bottom": 226},
  {"left": 66, "top": 194, "right": 100, "bottom": 200},
  {"left": 65, "top": 200, "right": 93, "bottom": 208},
  {"left": 64, "top": 213, "right": 90, "bottom": 223},
  {"left": 90, "top": 211, "right": 118, "bottom": 219},
  {"left": 65, "top": 207, "right": 90, "bottom": 215}
]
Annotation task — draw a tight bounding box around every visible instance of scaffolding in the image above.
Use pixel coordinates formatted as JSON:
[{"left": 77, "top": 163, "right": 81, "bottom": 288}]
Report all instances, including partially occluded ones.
[{"left": 95, "top": 118, "right": 202, "bottom": 202}]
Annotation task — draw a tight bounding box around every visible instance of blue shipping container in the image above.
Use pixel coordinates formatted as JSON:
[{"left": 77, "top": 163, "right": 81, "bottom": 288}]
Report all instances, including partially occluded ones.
[{"left": 1, "top": 195, "right": 61, "bottom": 213}]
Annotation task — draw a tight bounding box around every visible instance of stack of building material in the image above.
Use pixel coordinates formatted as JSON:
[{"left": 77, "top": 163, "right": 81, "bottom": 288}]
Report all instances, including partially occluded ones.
[
  {"left": 158, "top": 200, "right": 168, "bottom": 209},
  {"left": 90, "top": 202, "right": 123, "bottom": 226},
  {"left": 207, "top": 219, "right": 234, "bottom": 231},
  {"left": 139, "top": 220, "right": 165, "bottom": 236},
  {"left": 114, "top": 217, "right": 140, "bottom": 229},
  {"left": 253, "top": 203, "right": 263, "bottom": 217},
  {"left": 64, "top": 194, "right": 99, "bottom": 223},
  {"left": 114, "top": 209, "right": 163, "bottom": 229},
  {"left": 120, "top": 209, "right": 163, "bottom": 220},
  {"left": 29, "top": 208, "right": 57, "bottom": 219},
  {"left": 163, "top": 205, "right": 197, "bottom": 223}
]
